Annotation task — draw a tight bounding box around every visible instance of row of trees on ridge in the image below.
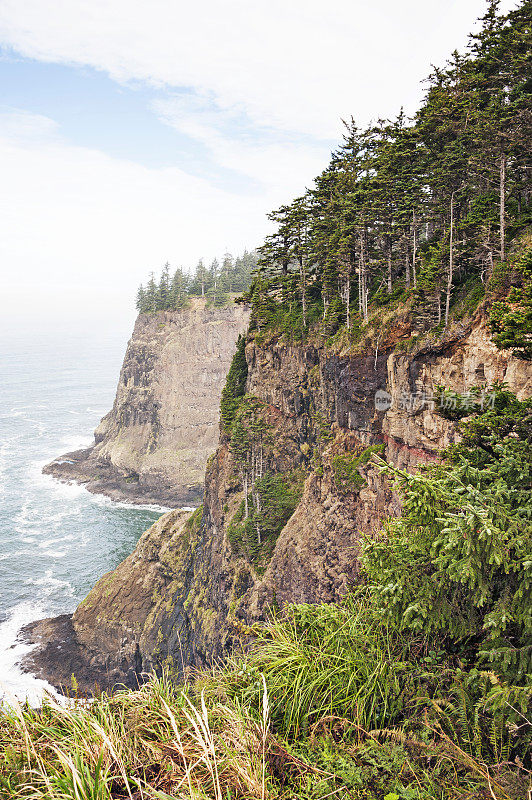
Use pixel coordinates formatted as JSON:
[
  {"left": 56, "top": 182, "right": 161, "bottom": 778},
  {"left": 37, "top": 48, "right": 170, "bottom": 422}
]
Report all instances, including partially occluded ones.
[
  {"left": 136, "top": 250, "right": 258, "bottom": 312},
  {"left": 247, "top": 1, "right": 531, "bottom": 335}
]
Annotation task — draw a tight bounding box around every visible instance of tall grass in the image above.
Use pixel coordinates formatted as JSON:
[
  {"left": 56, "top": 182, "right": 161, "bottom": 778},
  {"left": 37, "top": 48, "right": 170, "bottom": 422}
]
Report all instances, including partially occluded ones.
[
  {"left": 1, "top": 598, "right": 530, "bottom": 799},
  {"left": 222, "top": 592, "right": 450, "bottom": 737}
]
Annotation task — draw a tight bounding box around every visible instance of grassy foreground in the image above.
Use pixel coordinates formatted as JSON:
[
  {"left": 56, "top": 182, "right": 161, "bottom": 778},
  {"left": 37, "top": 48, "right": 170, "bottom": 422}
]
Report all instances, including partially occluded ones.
[
  {"left": 0, "top": 595, "right": 530, "bottom": 799},
  {"left": 1, "top": 390, "right": 530, "bottom": 799}
]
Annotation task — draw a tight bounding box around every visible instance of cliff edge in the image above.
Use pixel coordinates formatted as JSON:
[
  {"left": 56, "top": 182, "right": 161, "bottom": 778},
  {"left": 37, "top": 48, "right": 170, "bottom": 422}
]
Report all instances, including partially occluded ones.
[
  {"left": 24, "top": 309, "right": 532, "bottom": 694},
  {"left": 43, "top": 299, "right": 250, "bottom": 507}
]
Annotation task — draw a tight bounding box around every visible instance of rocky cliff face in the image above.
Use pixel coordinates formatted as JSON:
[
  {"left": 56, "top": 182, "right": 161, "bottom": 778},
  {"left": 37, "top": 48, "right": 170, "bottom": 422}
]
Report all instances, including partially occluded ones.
[
  {"left": 25, "top": 312, "right": 532, "bottom": 694},
  {"left": 43, "top": 299, "right": 250, "bottom": 506}
]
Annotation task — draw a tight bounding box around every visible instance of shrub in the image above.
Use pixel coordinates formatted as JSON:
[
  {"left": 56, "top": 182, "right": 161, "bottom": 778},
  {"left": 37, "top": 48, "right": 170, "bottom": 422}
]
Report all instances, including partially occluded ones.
[{"left": 363, "top": 389, "right": 532, "bottom": 681}]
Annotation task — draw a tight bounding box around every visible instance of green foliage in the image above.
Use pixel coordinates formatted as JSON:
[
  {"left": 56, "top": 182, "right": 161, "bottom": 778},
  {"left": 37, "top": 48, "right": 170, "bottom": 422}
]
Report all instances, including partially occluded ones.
[
  {"left": 332, "top": 445, "right": 385, "bottom": 494},
  {"left": 230, "top": 594, "right": 448, "bottom": 737},
  {"left": 229, "top": 395, "right": 271, "bottom": 469},
  {"left": 247, "top": 3, "right": 531, "bottom": 340},
  {"left": 135, "top": 250, "right": 258, "bottom": 313},
  {"left": 2, "top": 666, "right": 524, "bottom": 800},
  {"left": 363, "top": 389, "right": 532, "bottom": 681},
  {"left": 433, "top": 383, "right": 494, "bottom": 420},
  {"left": 227, "top": 470, "right": 304, "bottom": 563},
  {"left": 431, "top": 667, "right": 532, "bottom": 764},
  {"left": 184, "top": 505, "right": 203, "bottom": 534},
  {"left": 220, "top": 335, "right": 248, "bottom": 433},
  {"left": 227, "top": 395, "right": 306, "bottom": 564},
  {"left": 490, "top": 246, "right": 532, "bottom": 358},
  {"left": 451, "top": 273, "right": 485, "bottom": 319},
  {"left": 332, "top": 453, "right": 366, "bottom": 492}
]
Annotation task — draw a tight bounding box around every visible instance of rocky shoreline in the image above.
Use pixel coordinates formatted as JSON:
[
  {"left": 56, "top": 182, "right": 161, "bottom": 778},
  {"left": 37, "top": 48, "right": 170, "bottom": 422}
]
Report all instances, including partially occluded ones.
[
  {"left": 20, "top": 615, "right": 124, "bottom": 697},
  {"left": 21, "top": 508, "right": 194, "bottom": 695},
  {"left": 42, "top": 446, "right": 193, "bottom": 508}
]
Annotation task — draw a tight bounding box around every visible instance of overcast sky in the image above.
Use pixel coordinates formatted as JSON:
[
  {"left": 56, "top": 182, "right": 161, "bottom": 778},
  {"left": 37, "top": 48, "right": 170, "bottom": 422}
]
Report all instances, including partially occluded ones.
[{"left": 0, "top": 0, "right": 518, "bottom": 334}]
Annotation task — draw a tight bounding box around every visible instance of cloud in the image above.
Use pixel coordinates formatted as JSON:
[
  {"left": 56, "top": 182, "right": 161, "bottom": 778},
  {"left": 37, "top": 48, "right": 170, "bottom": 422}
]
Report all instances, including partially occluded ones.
[
  {"left": 0, "top": 109, "right": 274, "bottom": 329},
  {"left": 0, "top": 108, "right": 59, "bottom": 141},
  {"left": 0, "top": 0, "right": 515, "bottom": 140},
  {"left": 153, "top": 94, "right": 328, "bottom": 198},
  {"left": 0, "top": 0, "right": 520, "bottom": 332}
]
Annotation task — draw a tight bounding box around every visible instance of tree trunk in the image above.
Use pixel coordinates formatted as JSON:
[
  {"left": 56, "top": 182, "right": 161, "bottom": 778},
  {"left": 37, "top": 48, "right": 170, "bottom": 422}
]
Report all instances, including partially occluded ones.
[
  {"left": 243, "top": 471, "right": 249, "bottom": 519},
  {"left": 345, "top": 273, "right": 350, "bottom": 329},
  {"left": 500, "top": 152, "right": 506, "bottom": 262},
  {"left": 360, "top": 230, "right": 368, "bottom": 322},
  {"left": 404, "top": 233, "right": 410, "bottom": 289},
  {"left": 444, "top": 193, "right": 454, "bottom": 329},
  {"left": 386, "top": 234, "right": 392, "bottom": 294},
  {"left": 299, "top": 258, "right": 307, "bottom": 327},
  {"left": 412, "top": 211, "right": 417, "bottom": 289}
]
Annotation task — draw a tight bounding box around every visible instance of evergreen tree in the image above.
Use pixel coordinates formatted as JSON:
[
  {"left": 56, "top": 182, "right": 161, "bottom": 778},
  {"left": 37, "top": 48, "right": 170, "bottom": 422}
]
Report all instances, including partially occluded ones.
[
  {"left": 145, "top": 272, "right": 158, "bottom": 313},
  {"left": 170, "top": 267, "right": 187, "bottom": 308},
  {"left": 135, "top": 284, "right": 147, "bottom": 313},
  {"left": 158, "top": 262, "right": 171, "bottom": 310},
  {"left": 220, "top": 335, "right": 248, "bottom": 432}
]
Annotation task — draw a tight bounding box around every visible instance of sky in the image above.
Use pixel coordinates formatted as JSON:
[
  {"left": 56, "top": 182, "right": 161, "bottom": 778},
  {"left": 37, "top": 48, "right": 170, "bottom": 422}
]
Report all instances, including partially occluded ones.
[{"left": 0, "top": 0, "right": 519, "bottom": 334}]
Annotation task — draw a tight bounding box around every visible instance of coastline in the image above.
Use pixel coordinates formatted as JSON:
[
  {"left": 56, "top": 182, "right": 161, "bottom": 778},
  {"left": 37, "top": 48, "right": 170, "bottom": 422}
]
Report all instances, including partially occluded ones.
[{"left": 42, "top": 446, "right": 202, "bottom": 508}]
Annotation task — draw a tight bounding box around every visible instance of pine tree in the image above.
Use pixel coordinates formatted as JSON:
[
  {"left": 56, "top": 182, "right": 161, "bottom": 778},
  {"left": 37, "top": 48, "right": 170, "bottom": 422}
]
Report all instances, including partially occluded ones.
[
  {"left": 158, "top": 262, "right": 171, "bottom": 310},
  {"left": 145, "top": 272, "right": 158, "bottom": 313},
  {"left": 136, "top": 284, "right": 147, "bottom": 313}
]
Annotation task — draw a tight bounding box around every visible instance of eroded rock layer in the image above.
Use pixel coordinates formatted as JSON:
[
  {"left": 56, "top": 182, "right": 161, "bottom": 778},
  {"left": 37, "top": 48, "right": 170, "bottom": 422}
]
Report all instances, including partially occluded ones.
[{"left": 25, "top": 313, "right": 532, "bottom": 694}]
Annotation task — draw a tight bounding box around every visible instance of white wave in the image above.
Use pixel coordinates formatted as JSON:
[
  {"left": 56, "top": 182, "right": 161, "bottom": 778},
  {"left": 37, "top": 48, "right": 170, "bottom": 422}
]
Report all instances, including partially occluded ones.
[
  {"left": 115, "top": 500, "right": 172, "bottom": 514},
  {"left": 87, "top": 490, "right": 171, "bottom": 515},
  {"left": 36, "top": 456, "right": 171, "bottom": 514},
  {"left": 0, "top": 602, "right": 65, "bottom": 707},
  {"left": 38, "top": 469, "right": 88, "bottom": 501},
  {"left": 14, "top": 499, "right": 82, "bottom": 540},
  {"left": 27, "top": 571, "right": 75, "bottom": 600},
  {"left": 38, "top": 538, "right": 61, "bottom": 548},
  {"left": 0, "top": 409, "right": 25, "bottom": 419},
  {"left": 13, "top": 502, "right": 34, "bottom": 528},
  {"left": 59, "top": 434, "right": 94, "bottom": 450}
]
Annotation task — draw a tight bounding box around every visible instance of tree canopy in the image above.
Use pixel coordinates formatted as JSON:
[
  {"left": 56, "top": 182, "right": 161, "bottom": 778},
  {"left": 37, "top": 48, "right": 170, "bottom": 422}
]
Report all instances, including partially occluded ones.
[
  {"left": 244, "top": 1, "right": 531, "bottom": 343},
  {"left": 135, "top": 250, "right": 258, "bottom": 313}
]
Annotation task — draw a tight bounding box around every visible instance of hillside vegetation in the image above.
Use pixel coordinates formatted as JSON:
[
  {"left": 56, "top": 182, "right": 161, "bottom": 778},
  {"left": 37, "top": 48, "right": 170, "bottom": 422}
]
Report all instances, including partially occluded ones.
[
  {"left": 136, "top": 251, "right": 258, "bottom": 313},
  {"left": 1, "top": 3, "right": 531, "bottom": 798},
  {"left": 1, "top": 391, "right": 531, "bottom": 798}
]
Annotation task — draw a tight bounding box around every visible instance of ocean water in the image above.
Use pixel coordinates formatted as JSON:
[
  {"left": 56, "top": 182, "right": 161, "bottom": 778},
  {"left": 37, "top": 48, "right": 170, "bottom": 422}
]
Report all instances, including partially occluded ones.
[{"left": 0, "top": 329, "right": 165, "bottom": 704}]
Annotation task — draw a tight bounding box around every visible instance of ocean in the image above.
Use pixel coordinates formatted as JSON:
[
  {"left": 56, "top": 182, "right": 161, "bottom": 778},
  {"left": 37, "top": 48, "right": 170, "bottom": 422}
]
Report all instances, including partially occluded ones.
[{"left": 0, "top": 328, "right": 165, "bottom": 704}]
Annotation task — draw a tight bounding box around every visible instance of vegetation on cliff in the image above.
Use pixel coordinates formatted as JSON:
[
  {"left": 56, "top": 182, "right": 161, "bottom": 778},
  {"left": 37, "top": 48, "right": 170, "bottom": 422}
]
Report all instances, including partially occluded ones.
[
  {"left": 243, "top": 1, "right": 531, "bottom": 351},
  {"left": 220, "top": 335, "right": 248, "bottom": 433},
  {"left": 2, "top": 395, "right": 530, "bottom": 800},
  {"left": 2, "top": 5, "right": 530, "bottom": 799},
  {"left": 490, "top": 243, "right": 532, "bottom": 358},
  {"left": 225, "top": 395, "right": 305, "bottom": 567},
  {"left": 136, "top": 251, "right": 258, "bottom": 313}
]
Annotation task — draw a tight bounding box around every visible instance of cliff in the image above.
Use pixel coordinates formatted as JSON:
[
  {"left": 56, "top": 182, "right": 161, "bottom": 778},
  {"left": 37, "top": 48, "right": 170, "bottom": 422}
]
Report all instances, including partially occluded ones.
[
  {"left": 43, "top": 299, "right": 250, "bottom": 506},
  {"left": 24, "top": 309, "right": 532, "bottom": 693}
]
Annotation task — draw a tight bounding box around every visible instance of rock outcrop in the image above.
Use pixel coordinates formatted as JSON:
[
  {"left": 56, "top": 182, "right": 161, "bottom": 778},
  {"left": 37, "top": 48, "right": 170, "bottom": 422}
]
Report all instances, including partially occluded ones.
[
  {"left": 25, "top": 311, "right": 532, "bottom": 694},
  {"left": 43, "top": 299, "right": 250, "bottom": 506}
]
